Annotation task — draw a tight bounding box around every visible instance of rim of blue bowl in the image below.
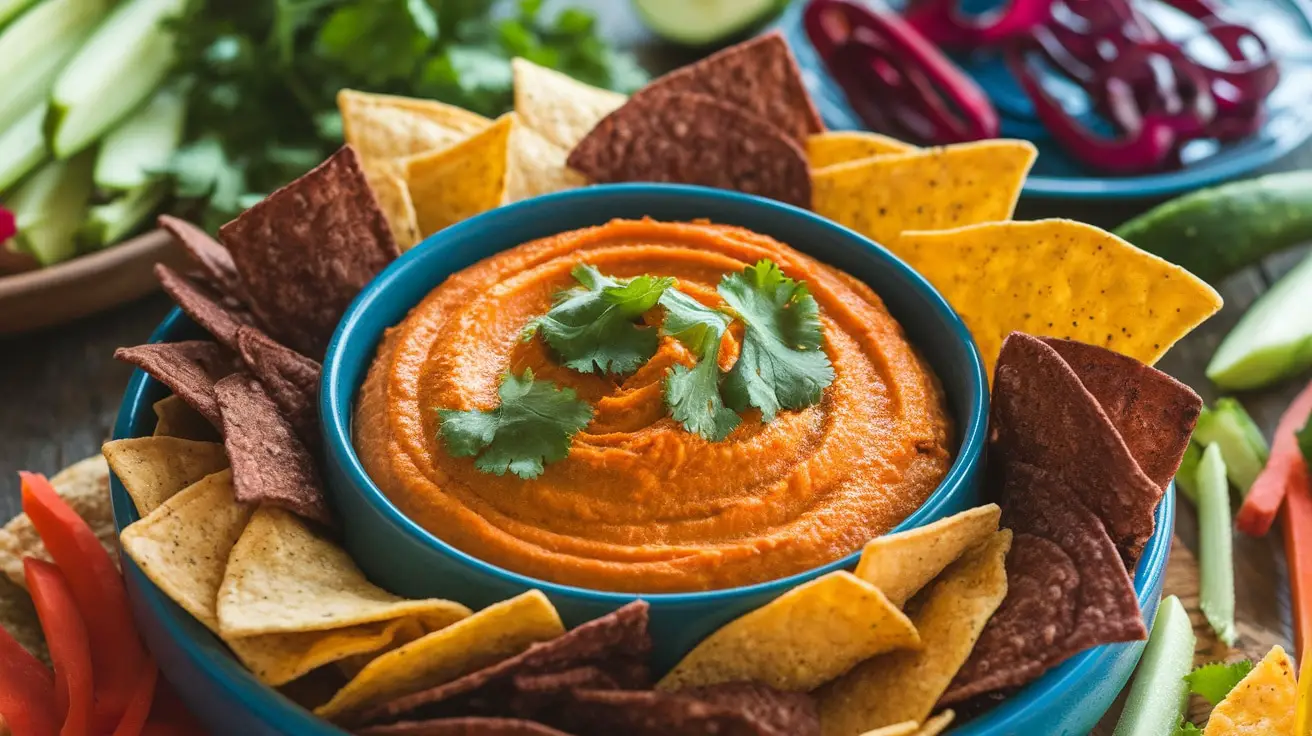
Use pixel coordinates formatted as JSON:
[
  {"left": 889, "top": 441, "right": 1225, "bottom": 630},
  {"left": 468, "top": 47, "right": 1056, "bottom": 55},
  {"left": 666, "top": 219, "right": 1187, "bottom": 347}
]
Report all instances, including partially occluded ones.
[{"left": 320, "top": 183, "right": 989, "bottom": 605}]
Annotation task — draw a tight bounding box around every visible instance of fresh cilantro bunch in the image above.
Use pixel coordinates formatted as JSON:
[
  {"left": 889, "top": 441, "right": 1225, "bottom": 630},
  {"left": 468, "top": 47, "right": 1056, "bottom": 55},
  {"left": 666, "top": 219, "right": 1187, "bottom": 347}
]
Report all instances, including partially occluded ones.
[
  {"left": 165, "top": 0, "right": 647, "bottom": 230},
  {"left": 438, "top": 369, "right": 593, "bottom": 480}
]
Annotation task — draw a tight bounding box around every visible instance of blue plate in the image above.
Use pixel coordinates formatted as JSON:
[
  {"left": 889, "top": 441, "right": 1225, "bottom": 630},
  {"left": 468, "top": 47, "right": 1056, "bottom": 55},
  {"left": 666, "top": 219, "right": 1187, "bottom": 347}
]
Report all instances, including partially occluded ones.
[{"left": 777, "top": 0, "right": 1312, "bottom": 198}]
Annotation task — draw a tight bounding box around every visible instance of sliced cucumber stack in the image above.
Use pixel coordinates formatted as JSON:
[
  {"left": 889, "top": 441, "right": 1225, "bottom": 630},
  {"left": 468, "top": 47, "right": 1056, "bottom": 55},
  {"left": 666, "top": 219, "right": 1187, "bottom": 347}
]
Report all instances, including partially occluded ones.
[
  {"left": 6, "top": 152, "right": 96, "bottom": 266},
  {"left": 47, "top": 0, "right": 186, "bottom": 159},
  {"left": 0, "top": 0, "right": 111, "bottom": 130},
  {"left": 633, "top": 0, "right": 785, "bottom": 46},
  {"left": 1208, "top": 253, "right": 1312, "bottom": 390},
  {"left": 94, "top": 86, "right": 187, "bottom": 192},
  {"left": 0, "top": 103, "right": 50, "bottom": 193}
]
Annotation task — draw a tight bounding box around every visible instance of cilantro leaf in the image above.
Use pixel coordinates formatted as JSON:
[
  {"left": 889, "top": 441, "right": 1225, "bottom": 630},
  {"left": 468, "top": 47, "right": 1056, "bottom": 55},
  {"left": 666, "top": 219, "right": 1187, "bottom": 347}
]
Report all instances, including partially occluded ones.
[
  {"left": 1184, "top": 660, "right": 1255, "bottom": 706},
  {"left": 1297, "top": 419, "right": 1312, "bottom": 464},
  {"left": 437, "top": 369, "right": 593, "bottom": 479},
  {"left": 660, "top": 289, "right": 739, "bottom": 442},
  {"left": 525, "top": 264, "right": 673, "bottom": 375},
  {"left": 717, "top": 260, "right": 835, "bottom": 422},
  {"left": 1172, "top": 717, "right": 1204, "bottom": 736}
]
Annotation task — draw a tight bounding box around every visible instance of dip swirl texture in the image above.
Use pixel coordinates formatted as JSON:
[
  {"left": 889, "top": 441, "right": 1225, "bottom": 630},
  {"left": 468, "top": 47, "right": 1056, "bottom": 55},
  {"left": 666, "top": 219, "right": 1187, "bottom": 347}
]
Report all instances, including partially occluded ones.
[{"left": 353, "top": 219, "right": 952, "bottom": 593}]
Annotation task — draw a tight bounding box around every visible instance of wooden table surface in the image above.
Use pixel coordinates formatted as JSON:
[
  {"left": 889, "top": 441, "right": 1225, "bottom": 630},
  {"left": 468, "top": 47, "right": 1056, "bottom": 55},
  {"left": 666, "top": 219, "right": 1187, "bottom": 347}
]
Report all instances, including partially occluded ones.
[{"left": 0, "top": 0, "right": 1307, "bottom": 717}]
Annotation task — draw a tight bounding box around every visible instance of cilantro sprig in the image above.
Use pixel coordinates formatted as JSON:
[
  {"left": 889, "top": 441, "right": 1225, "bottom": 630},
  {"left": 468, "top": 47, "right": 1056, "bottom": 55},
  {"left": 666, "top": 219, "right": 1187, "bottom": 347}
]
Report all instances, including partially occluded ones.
[
  {"left": 438, "top": 369, "right": 593, "bottom": 480},
  {"left": 1184, "top": 660, "right": 1254, "bottom": 706},
  {"left": 659, "top": 289, "right": 740, "bottom": 442}
]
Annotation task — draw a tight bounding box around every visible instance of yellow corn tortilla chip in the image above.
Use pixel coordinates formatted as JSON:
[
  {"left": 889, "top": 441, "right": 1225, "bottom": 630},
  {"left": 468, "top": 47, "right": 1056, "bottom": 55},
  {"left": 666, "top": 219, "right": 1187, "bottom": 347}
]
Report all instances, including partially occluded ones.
[
  {"left": 229, "top": 617, "right": 418, "bottom": 688},
  {"left": 405, "top": 114, "right": 514, "bottom": 238},
  {"left": 855, "top": 505, "right": 1001, "bottom": 607},
  {"left": 1298, "top": 649, "right": 1311, "bottom": 736},
  {"left": 368, "top": 170, "right": 423, "bottom": 250},
  {"left": 338, "top": 89, "right": 490, "bottom": 167},
  {"left": 314, "top": 590, "right": 565, "bottom": 721},
  {"left": 812, "top": 141, "right": 1036, "bottom": 254},
  {"left": 820, "top": 530, "right": 1012, "bottom": 735},
  {"left": 898, "top": 220, "right": 1223, "bottom": 377},
  {"left": 512, "top": 57, "right": 626, "bottom": 150},
  {"left": 335, "top": 617, "right": 427, "bottom": 681},
  {"left": 1204, "top": 645, "right": 1297, "bottom": 736},
  {"left": 217, "top": 506, "right": 470, "bottom": 638},
  {"left": 103, "top": 436, "right": 229, "bottom": 517},
  {"left": 658, "top": 571, "right": 921, "bottom": 693},
  {"left": 504, "top": 116, "right": 586, "bottom": 203},
  {"left": 153, "top": 394, "right": 218, "bottom": 440},
  {"left": 808, "top": 131, "right": 916, "bottom": 169},
  {"left": 0, "top": 455, "right": 115, "bottom": 590},
  {"left": 914, "top": 711, "right": 955, "bottom": 736}
]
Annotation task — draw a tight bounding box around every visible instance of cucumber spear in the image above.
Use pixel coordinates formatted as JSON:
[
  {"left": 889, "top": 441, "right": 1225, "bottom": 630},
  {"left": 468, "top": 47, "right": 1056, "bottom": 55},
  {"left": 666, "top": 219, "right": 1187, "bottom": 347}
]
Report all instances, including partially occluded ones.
[
  {"left": 0, "top": 103, "right": 48, "bottom": 194},
  {"left": 6, "top": 152, "right": 95, "bottom": 266},
  {"left": 94, "top": 86, "right": 187, "bottom": 192},
  {"left": 1112, "top": 595, "right": 1195, "bottom": 736},
  {"left": 1197, "top": 443, "right": 1237, "bottom": 646},
  {"left": 0, "top": 0, "right": 111, "bottom": 131},
  {"left": 1207, "top": 253, "right": 1312, "bottom": 391}
]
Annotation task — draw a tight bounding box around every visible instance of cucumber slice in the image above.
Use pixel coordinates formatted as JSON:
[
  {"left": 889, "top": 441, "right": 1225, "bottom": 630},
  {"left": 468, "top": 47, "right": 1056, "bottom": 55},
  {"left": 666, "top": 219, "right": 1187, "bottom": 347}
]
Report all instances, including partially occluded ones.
[
  {"left": 1111, "top": 595, "right": 1195, "bottom": 736},
  {"left": 1207, "top": 253, "right": 1312, "bottom": 390},
  {"left": 78, "top": 180, "right": 169, "bottom": 249},
  {"left": 0, "top": 0, "right": 111, "bottom": 130},
  {"left": 1196, "top": 443, "right": 1237, "bottom": 646},
  {"left": 6, "top": 151, "right": 95, "bottom": 266},
  {"left": 632, "top": 0, "right": 784, "bottom": 46},
  {"left": 47, "top": 0, "right": 186, "bottom": 159},
  {"left": 0, "top": 0, "right": 39, "bottom": 28},
  {"left": 0, "top": 103, "right": 50, "bottom": 194},
  {"left": 1192, "top": 398, "right": 1270, "bottom": 495},
  {"left": 94, "top": 86, "right": 187, "bottom": 191}
]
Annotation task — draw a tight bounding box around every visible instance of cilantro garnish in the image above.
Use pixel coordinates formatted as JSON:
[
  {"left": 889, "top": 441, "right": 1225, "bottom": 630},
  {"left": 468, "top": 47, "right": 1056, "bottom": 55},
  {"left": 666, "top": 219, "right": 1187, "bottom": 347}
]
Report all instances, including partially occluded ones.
[
  {"left": 1184, "top": 660, "right": 1255, "bottom": 706},
  {"left": 1172, "top": 718, "right": 1204, "bottom": 736},
  {"left": 525, "top": 264, "right": 674, "bottom": 375},
  {"left": 717, "top": 260, "right": 835, "bottom": 422},
  {"left": 659, "top": 289, "right": 739, "bottom": 442},
  {"left": 437, "top": 369, "right": 593, "bottom": 480}
]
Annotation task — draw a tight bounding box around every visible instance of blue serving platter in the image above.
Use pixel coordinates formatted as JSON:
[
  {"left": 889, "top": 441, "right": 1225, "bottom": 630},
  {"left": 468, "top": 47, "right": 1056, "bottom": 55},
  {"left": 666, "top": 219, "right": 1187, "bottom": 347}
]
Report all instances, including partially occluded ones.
[{"left": 777, "top": 0, "right": 1312, "bottom": 198}]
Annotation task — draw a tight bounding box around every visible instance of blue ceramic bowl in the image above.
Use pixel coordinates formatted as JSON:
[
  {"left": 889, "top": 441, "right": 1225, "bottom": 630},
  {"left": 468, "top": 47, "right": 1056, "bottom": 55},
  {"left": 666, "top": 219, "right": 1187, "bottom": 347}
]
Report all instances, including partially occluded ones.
[{"left": 109, "top": 184, "right": 1172, "bottom": 734}]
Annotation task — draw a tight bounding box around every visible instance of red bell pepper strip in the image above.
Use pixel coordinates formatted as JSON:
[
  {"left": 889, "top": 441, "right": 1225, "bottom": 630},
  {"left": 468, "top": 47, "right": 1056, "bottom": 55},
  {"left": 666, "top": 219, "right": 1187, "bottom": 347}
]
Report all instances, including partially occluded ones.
[
  {"left": 1281, "top": 459, "right": 1312, "bottom": 659},
  {"left": 112, "top": 658, "right": 158, "bottom": 736},
  {"left": 140, "top": 680, "right": 208, "bottom": 736},
  {"left": 20, "top": 472, "right": 149, "bottom": 726},
  {"left": 0, "top": 625, "right": 58, "bottom": 736},
  {"left": 1237, "top": 378, "right": 1312, "bottom": 536},
  {"left": 24, "top": 559, "right": 94, "bottom": 736}
]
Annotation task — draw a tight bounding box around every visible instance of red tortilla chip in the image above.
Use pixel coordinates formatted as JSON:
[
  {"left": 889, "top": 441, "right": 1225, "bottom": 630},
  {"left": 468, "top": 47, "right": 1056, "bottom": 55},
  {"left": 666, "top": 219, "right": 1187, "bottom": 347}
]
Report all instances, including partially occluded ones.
[
  {"left": 235, "top": 326, "right": 321, "bottom": 445},
  {"left": 155, "top": 264, "right": 256, "bottom": 351},
  {"left": 213, "top": 373, "right": 332, "bottom": 525},
  {"left": 359, "top": 718, "right": 571, "bottom": 735},
  {"left": 359, "top": 601, "right": 651, "bottom": 726},
  {"left": 567, "top": 92, "right": 811, "bottom": 209},
  {"left": 989, "top": 332, "right": 1162, "bottom": 566},
  {"left": 115, "top": 341, "right": 235, "bottom": 428},
  {"left": 158, "top": 215, "right": 245, "bottom": 301},
  {"left": 642, "top": 32, "right": 823, "bottom": 144},
  {"left": 1040, "top": 337, "right": 1201, "bottom": 492},
  {"left": 218, "top": 145, "right": 398, "bottom": 359},
  {"left": 939, "top": 462, "right": 1146, "bottom": 704}
]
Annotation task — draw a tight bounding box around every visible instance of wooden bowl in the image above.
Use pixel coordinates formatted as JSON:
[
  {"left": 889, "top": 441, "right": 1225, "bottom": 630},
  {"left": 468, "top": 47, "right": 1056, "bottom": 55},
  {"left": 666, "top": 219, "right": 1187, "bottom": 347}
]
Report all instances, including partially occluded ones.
[{"left": 0, "top": 230, "right": 185, "bottom": 335}]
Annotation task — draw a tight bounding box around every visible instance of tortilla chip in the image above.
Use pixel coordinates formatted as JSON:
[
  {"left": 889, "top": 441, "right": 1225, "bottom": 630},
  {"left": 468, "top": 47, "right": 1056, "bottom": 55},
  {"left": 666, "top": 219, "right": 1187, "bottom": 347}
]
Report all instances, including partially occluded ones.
[
  {"left": 859, "top": 722, "right": 919, "bottom": 736},
  {"left": 941, "top": 464, "right": 1146, "bottom": 704},
  {"left": 914, "top": 711, "right": 955, "bottom": 736},
  {"left": 219, "top": 145, "right": 399, "bottom": 358},
  {"left": 234, "top": 326, "right": 320, "bottom": 445},
  {"left": 811, "top": 141, "right": 1036, "bottom": 252},
  {"left": 819, "top": 531, "right": 1011, "bottom": 734},
  {"left": 658, "top": 571, "right": 920, "bottom": 693},
  {"left": 119, "top": 469, "right": 251, "bottom": 630},
  {"left": 1041, "top": 337, "right": 1202, "bottom": 492},
  {"left": 1203, "top": 646, "right": 1296, "bottom": 736},
  {"left": 854, "top": 505, "right": 1001, "bottom": 607},
  {"left": 360, "top": 601, "right": 651, "bottom": 725},
  {"left": 360, "top": 718, "right": 572, "bottom": 735},
  {"left": 679, "top": 682, "right": 821, "bottom": 735},
  {"left": 158, "top": 215, "right": 244, "bottom": 300},
  {"left": 807, "top": 131, "right": 915, "bottom": 169},
  {"left": 405, "top": 114, "right": 514, "bottom": 238},
  {"left": 152, "top": 394, "right": 219, "bottom": 441},
  {"left": 103, "top": 436, "right": 229, "bottom": 517},
  {"left": 643, "top": 32, "right": 822, "bottom": 145},
  {"left": 558, "top": 687, "right": 818, "bottom": 736},
  {"left": 504, "top": 117, "right": 586, "bottom": 203},
  {"left": 217, "top": 506, "right": 468, "bottom": 638},
  {"left": 338, "top": 89, "right": 491, "bottom": 169},
  {"left": 1, "top": 574, "right": 46, "bottom": 663},
  {"left": 214, "top": 373, "right": 332, "bottom": 525},
  {"left": 989, "top": 333, "right": 1168, "bottom": 565},
  {"left": 115, "top": 341, "right": 235, "bottom": 427},
  {"left": 0, "top": 455, "right": 115, "bottom": 590},
  {"left": 368, "top": 171, "right": 423, "bottom": 251},
  {"left": 1297, "top": 649, "right": 1311, "bottom": 736},
  {"left": 230, "top": 615, "right": 424, "bottom": 688},
  {"left": 898, "top": 220, "right": 1222, "bottom": 376},
  {"left": 155, "top": 264, "right": 255, "bottom": 352},
  {"left": 512, "top": 58, "right": 626, "bottom": 150},
  {"left": 568, "top": 91, "right": 811, "bottom": 209},
  {"left": 314, "top": 591, "right": 564, "bottom": 721}
]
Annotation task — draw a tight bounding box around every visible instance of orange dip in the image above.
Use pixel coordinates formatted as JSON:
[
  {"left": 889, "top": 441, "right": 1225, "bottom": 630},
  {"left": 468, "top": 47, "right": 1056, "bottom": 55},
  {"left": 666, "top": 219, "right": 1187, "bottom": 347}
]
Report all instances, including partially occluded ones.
[{"left": 353, "top": 219, "right": 952, "bottom": 593}]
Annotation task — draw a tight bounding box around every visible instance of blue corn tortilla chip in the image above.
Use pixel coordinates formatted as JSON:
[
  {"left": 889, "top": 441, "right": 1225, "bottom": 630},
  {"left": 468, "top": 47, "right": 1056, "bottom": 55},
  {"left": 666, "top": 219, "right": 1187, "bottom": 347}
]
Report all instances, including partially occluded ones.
[
  {"left": 234, "top": 326, "right": 321, "bottom": 447},
  {"left": 114, "top": 341, "right": 236, "bottom": 428},
  {"left": 158, "top": 215, "right": 246, "bottom": 302},
  {"left": 155, "top": 264, "right": 255, "bottom": 351},
  {"left": 358, "top": 718, "right": 572, "bottom": 735}
]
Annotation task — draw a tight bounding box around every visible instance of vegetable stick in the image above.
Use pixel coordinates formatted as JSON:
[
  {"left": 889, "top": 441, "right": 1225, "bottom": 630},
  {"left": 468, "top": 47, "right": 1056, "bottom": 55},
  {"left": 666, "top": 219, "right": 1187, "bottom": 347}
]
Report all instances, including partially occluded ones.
[
  {"left": 1238, "top": 378, "right": 1312, "bottom": 536},
  {"left": 1197, "top": 444, "right": 1237, "bottom": 645},
  {"left": 25, "top": 559, "right": 94, "bottom": 736},
  {"left": 1111, "top": 595, "right": 1195, "bottom": 736},
  {"left": 1283, "top": 459, "right": 1312, "bottom": 659},
  {"left": 111, "top": 658, "right": 157, "bottom": 736},
  {"left": 0, "top": 623, "right": 58, "bottom": 736}
]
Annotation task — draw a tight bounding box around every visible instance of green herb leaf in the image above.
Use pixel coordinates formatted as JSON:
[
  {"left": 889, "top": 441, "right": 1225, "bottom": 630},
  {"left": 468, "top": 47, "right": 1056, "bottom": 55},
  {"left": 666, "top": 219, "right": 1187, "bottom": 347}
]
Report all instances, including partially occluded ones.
[
  {"left": 660, "top": 289, "right": 739, "bottom": 441},
  {"left": 1184, "top": 660, "right": 1255, "bottom": 706},
  {"left": 525, "top": 264, "right": 673, "bottom": 375},
  {"left": 1171, "top": 717, "right": 1204, "bottom": 736},
  {"left": 437, "top": 369, "right": 593, "bottom": 480},
  {"left": 717, "top": 260, "right": 835, "bottom": 422},
  {"left": 1297, "top": 419, "right": 1312, "bottom": 464}
]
